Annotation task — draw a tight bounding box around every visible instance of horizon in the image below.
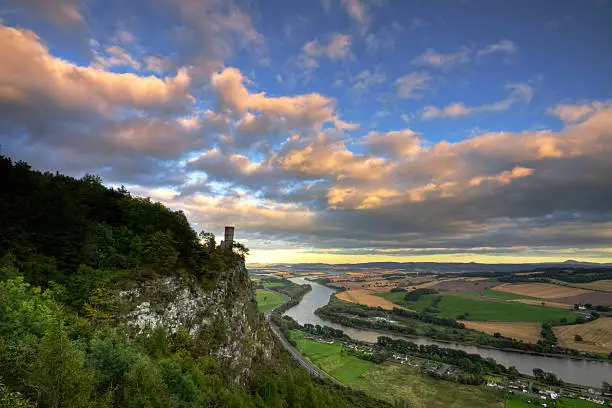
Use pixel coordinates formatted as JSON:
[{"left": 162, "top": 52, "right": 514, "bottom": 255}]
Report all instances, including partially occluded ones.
[{"left": 1, "top": 0, "right": 612, "bottom": 264}]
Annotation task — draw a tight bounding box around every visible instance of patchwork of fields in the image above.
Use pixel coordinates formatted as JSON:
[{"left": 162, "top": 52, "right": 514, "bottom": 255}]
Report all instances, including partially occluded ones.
[{"left": 375, "top": 291, "right": 577, "bottom": 323}]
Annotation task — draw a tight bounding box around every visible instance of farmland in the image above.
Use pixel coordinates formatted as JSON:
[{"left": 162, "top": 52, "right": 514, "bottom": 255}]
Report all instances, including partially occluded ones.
[
  {"left": 337, "top": 289, "right": 412, "bottom": 310},
  {"left": 289, "top": 331, "right": 505, "bottom": 407},
  {"left": 459, "top": 321, "right": 542, "bottom": 343},
  {"left": 553, "top": 317, "right": 612, "bottom": 354},
  {"left": 575, "top": 279, "right": 612, "bottom": 292},
  {"left": 352, "top": 364, "right": 504, "bottom": 408},
  {"left": 262, "top": 281, "right": 284, "bottom": 289},
  {"left": 375, "top": 292, "right": 577, "bottom": 323},
  {"left": 493, "top": 283, "right": 589, "bottom": 299},
  {"left": 255, "top": 289, "right": 285, "bottom": 312},
  {"left": 290, "top": 331, "right": 374, "bottom": 384}
]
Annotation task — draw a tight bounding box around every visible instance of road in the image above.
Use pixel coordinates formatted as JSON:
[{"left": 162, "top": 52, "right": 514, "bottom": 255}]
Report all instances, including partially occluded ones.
[{"left": 264, "top": 293, "right": 340, "bottom": 383}]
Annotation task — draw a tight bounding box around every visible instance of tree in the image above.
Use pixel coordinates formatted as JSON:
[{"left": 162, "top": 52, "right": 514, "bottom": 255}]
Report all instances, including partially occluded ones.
[
  {"left": 199, "top": 231, "right": 216, "bottom": 249},
  {"left": 29, "top": 317, "right": 95, "bottom": 408},
  {"left": 232, "top": 242, "right": 250, "bottom": 258},
  {"left": 575, "top": 334, "right": 583, "bottom": 342},
  {"left": 144, "top": 231, "right": 178, "bottom": 274}
]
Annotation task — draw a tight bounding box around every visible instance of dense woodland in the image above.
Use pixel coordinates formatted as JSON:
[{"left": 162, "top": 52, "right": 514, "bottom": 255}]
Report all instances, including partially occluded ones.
[{"left": 0, "top": 156, "right": 390, "bottom": 408}]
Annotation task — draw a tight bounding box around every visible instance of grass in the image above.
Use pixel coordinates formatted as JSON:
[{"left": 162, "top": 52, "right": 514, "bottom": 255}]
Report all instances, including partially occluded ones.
[
  {"left": 289, "top": 330, "right": 505, "bottom": 407},
  {"left": 439, "top": 289, "right": 535, "bottom": 300},
  {"left": 255, "top": 289, "right": 285, "bottom": 312},
  {"left": 289, "top": 330, "right": 374, "bottom": 384},
  {"left": 375, "top": 292, "right": 576, "bottom": 323},
  {"left": 263, "top": 281, "right": 284, "bottom": 289},
  {"left": 352, "top": 363, "right": 504, "bottom": 408}
]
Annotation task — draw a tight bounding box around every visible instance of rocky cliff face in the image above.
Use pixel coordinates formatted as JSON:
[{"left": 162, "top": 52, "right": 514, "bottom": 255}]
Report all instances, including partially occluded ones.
[{"left": 117, "top": 264, "right": 274, "bottom": 384}]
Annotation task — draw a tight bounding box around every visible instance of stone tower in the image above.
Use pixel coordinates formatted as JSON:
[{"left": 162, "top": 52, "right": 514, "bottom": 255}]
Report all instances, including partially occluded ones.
[{"left": 223, "top": 226, "right": 235, "bottom": 250}]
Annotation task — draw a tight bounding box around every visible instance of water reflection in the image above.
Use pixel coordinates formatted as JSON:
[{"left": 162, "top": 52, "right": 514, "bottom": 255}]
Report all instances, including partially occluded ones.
[{"left": 284, "top": 276, "right": 612, "bottom": 387}]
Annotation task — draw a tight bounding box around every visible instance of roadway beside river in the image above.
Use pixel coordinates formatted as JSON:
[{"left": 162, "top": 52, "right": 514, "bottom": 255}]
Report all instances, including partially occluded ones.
[{"left": 264, "top": 290, "right": 341, "bottom": 384}]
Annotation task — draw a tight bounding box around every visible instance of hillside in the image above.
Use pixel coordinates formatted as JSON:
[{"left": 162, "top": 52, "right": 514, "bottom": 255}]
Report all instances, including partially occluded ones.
[{"left": 0, "top": 155, "right": 389, "bottom": 408}]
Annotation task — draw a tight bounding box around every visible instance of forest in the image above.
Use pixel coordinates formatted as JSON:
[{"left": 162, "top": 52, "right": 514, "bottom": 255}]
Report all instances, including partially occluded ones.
[{"left": 0, "top": 156, "right": 390, "bottom": 408}]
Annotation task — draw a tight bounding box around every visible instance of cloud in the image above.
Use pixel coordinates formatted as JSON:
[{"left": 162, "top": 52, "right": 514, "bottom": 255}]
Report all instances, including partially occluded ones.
[
  {"left": 477, "top": 39, "right": 518, "bottom": 56},
  {"left": 548, "top": 101, "right": 612, "bottom": 123},
  {"left": 421, "top": 83, "right": 533, "bottom": 120},
  {"left": 395, "top": 72, "right": 430, "bottom": 98},
  {"left": 0, "top": 24, "right": 193, "bottom": 115},
  {"left": 92, "top": 45, "right": 141, "bottom": 70},
  {"left": 210, "top": 66, "right": 345, "bottom": 136},
  {"left": 340, "top": 0, "right": 369, "bottom": 25},
  {"left": 413, "top": 40, "right": 518, "bottom": 69},
  {"left": 8, "top": 0, "right": 86, "bottom": 28},
  {"left": 360, "top": 129, "right": 421, "bottom": 158},
  {"left": 469, "top": 166, "right": 534, "bottom": 187},
  {"left": 412, "top": 46, "right": 471, "bottom": 68},
  {"left": 167, "top": 0, "right": 262, "bottom": 62},
  {"left": 300, "top": 34, "right": 352, "bottom": 69},
  {"left": 351, "top": 69, "right": 386, "bottom": 90}
]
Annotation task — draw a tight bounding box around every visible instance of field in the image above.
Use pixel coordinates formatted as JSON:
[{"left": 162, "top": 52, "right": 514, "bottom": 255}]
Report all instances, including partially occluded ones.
[
  {"left": 352, "top": 364, "right": 504, "bottom": 408},
  {"left": 255, "top": 289, "right": 285, "bottom": 312},
  {"left": 439, "top": 289, "right": 533, "bottom": 300},
  {"left": 510, "top": 298, "right": 573, "bottom": 309},
  {"left": 493, "top": 283, "right": 589, "bottom": 299},
  {"left": 575, "top": 279, "right": 612, "bottom": 292},
  {"left": 429, "top": 279, "right": 499, "bottom": 292},
  {"left": 262, "top": 281, "right": 284, "bottom": 289},
  {"left": 553, "top": 292, "right": 612, "bottom": 307},
  {"left": 290, "top": 331, "right": 374, "bottom": 384},
  {"left": 290, "top": 331, "right": 504, "bottom": 407},
  {"left": 459, "top": 321, "right": 542, "bottom": 343},
  {"left": 375, "top": 292, "right": 577, "bottom": 323},
  {"left": 337, "top": 289, "right": 413, "bottom": 310},
  {"left": 553, "top": 317, "right": 612, "bottom": 354}
]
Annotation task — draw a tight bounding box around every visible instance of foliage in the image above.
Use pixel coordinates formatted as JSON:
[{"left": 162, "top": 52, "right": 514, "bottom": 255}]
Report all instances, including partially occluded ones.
[
  {"left": 532, "top": 368, "right": 563, "bottom": 386},
  {"left": 0, "top": 156, "right": 392, "bottom": 408}
]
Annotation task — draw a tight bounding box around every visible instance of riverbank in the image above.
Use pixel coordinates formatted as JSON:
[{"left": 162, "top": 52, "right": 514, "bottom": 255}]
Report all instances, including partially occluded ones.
[
  {"left": 285, "top": 276, "right": 612, "bottom": 388},
  {"left": 316, "top": 305, "right": 610, "bottom": 364}
]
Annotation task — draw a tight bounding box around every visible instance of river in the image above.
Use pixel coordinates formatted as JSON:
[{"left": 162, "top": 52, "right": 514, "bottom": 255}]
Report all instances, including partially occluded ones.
[{"left": 284, "top": 276, "right": 612, "bottom": 388}]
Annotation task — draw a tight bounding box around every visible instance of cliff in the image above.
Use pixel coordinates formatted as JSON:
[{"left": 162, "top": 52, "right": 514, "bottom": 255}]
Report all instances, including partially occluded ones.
[{"left": 118, "top": 263, "right": 274, "bottom": 384}]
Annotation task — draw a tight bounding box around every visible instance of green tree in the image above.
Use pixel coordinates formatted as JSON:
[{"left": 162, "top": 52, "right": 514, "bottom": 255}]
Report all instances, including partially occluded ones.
[
  {"left": 144, "top": 231, "right": 179, "bottom": 274},
  {"left": 29, "top": 316, "right": 95, "bottom": 408}
]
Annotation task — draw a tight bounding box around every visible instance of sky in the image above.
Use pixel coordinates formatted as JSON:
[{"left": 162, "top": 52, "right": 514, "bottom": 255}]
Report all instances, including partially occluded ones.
[{"left": 1, "top": 0, "right": 612, "bottom": 264}]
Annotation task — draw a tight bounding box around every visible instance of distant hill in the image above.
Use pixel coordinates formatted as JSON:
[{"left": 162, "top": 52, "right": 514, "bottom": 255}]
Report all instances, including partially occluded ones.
[{"left": 249, "top": 260, "right": 612, "bottom": 274}]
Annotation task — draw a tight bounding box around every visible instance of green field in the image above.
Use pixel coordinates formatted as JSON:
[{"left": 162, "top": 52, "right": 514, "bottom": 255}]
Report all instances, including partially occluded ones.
[
  {"left": 263, "top": 281, "right": 285, "bottom": 289},
  {"left": 375, "top": 292, "right": 576, "bottom": 323},
  {"left": 290, "top": 330, "right": 374, "bottom": 384},
  {"left": 255, "top": 289, "right": 285, "bottom": 312},
  {"left": 289, "top": 330, "right": 506, "bottom": 407},
  {"left": 352, "top": 363, "right": 504, "bottom": 408},
  {"left": 440, "top": 289, "right": 535, "bottom": 300}
]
